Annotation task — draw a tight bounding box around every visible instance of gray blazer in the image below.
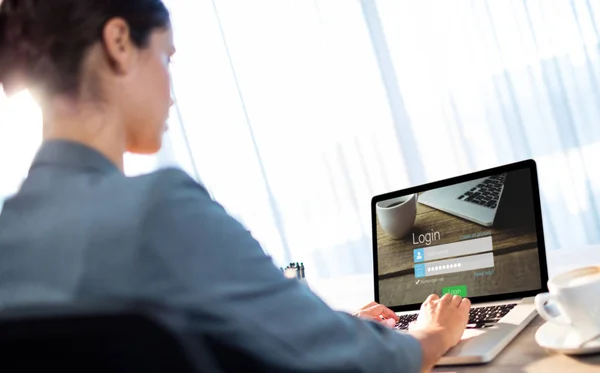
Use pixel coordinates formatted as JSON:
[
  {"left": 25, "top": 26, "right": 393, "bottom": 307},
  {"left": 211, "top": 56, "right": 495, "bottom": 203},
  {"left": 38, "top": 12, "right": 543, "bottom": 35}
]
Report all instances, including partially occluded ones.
[{"left": 0, "top": 140, "right": 422, "bottom": 372}]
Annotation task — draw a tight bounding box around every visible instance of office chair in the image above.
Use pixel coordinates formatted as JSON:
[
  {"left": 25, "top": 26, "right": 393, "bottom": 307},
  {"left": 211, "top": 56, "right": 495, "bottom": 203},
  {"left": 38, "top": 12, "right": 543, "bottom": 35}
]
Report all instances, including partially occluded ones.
[{"left": 0, "top": 301, "right": 222, "bottom": 372}]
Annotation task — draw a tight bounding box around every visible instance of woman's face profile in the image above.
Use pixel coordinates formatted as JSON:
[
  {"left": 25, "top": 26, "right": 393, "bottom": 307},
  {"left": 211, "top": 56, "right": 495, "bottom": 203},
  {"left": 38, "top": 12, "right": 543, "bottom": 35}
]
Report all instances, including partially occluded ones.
[{"left": 115, "top": 26, "right": 176, "bottom": 155}]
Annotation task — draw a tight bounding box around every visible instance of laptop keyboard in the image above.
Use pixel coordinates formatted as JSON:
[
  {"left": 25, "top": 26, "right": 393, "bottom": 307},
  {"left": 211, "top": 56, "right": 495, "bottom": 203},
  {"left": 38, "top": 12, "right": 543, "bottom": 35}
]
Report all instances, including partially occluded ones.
[
  {"left": 457, "top": 173, "right": 507, "bottom": 209},
  {"left": 394, "top": 303, "right": 517, "bottom": 330}
]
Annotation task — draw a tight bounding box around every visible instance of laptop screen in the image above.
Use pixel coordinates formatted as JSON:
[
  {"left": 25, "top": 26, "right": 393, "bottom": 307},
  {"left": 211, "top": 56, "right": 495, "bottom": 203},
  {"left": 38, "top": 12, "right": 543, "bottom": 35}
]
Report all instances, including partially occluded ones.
[{"left": 374, "top": 164, "right": 544, "bottom": 309}]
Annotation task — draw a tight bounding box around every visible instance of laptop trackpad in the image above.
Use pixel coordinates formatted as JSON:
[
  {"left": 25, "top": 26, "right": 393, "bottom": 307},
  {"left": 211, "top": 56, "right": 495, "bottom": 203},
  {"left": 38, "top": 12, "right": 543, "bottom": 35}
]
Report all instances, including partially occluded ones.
[{"left": 441, "top": 323, "right": 516, "bottom": 363}]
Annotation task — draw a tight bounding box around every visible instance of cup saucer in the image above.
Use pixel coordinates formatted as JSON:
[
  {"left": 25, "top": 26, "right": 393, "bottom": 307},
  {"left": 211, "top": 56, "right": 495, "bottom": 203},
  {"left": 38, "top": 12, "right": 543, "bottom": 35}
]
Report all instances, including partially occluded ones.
[{"left": 535, "top": 321, "right": 600, "bottom": 355}]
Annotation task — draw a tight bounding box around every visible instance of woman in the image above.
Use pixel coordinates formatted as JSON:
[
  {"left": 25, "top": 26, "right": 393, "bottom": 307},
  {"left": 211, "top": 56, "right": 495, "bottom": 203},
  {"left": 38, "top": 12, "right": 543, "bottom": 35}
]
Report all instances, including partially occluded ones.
[{"left": 0, "top": 1, "right": 469, "bottom": 372}]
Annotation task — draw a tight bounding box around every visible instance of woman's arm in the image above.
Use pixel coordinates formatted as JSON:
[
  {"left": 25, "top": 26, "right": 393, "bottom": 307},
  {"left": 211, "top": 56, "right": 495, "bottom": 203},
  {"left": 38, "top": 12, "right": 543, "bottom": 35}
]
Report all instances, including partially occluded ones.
[{"left": 140, "top": 168, "right": 423, "bottom": 373}]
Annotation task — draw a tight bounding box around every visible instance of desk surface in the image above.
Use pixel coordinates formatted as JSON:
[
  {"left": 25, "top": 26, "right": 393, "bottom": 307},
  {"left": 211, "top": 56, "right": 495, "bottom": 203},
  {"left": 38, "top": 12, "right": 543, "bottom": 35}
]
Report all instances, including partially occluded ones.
[
  {"left": 433, "top": 316, "right": 600, "bottom": 373},
  {"left": 309, "top": 245, "right": 600, "bottom": 372}
]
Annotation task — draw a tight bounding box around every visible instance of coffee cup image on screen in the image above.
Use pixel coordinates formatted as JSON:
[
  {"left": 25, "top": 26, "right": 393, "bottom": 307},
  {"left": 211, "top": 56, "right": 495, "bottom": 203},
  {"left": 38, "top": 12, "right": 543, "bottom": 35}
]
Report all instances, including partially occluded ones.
[
  {"left": 376, "top": 194, "right": 418, "bottom": 239},
  {"left": 376, "top": 169, "right": 542, "bottom": 307}
]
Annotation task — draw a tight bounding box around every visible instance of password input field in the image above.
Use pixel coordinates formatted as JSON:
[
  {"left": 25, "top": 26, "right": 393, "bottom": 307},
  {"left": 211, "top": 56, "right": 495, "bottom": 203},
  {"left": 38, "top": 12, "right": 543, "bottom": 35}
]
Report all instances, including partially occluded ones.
[
  {"left": 414, "top": 252, "right": 495, "bottom": 278},
  {"left": 413, "top": 236, "right": 493, "bottom": 263}
]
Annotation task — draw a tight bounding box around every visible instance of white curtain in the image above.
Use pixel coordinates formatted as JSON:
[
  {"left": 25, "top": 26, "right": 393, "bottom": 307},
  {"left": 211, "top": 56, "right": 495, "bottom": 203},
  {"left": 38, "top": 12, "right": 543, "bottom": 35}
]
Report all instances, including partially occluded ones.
[{"left": 2, "top": 0, "right": 600, "bottom": 279}]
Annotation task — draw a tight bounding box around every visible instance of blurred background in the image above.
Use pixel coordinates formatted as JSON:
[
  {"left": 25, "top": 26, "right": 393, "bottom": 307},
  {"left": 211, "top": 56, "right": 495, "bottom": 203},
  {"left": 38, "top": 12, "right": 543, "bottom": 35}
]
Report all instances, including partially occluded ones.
[{"left": 2, "top": 0, "right": 599, "bottom": 279}]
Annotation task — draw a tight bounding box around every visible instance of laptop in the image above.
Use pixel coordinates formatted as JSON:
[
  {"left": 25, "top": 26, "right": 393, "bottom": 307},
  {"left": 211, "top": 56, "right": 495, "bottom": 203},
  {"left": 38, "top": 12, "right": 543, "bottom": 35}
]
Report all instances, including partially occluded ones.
[{"left": 371, "top": 160, "right": 549, "bottom": 365}]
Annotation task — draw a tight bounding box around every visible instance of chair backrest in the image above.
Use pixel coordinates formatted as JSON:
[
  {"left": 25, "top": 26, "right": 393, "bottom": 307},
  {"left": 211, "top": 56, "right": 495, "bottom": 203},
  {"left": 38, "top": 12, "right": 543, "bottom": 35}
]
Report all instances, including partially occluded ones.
[{"left": 0, "top": 301, "right": 223, "bottom": 372}]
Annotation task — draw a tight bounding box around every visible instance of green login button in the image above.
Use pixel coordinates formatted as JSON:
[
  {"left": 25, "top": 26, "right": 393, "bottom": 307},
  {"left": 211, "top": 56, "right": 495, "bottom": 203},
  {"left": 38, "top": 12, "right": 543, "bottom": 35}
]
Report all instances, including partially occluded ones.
[{"left": 442, "top": 285, "right": 467, "bottom": 297}]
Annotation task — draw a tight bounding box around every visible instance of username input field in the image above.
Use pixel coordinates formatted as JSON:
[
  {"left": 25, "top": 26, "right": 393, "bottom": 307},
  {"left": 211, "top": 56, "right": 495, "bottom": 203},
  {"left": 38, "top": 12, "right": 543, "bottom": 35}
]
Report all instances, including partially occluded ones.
[
  {"left": 413, "top": 236, "right": 493, "bottom": 263},
  {"left": 414, "top": 252, "right": 495, "bottom": 278}
]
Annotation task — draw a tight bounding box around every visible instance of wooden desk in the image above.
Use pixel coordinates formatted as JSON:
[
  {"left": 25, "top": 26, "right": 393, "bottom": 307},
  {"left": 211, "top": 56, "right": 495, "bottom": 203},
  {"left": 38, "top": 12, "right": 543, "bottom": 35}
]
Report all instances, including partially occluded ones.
[{"left": 310, "top": 246, "right": 600, "bottom": 372}]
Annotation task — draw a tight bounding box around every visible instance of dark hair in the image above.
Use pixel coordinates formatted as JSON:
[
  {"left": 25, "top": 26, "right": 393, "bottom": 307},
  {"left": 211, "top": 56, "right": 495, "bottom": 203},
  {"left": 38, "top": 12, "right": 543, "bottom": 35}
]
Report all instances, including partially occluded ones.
[{"left": 0, "top": 0, "right": 170, "bottom": 96}]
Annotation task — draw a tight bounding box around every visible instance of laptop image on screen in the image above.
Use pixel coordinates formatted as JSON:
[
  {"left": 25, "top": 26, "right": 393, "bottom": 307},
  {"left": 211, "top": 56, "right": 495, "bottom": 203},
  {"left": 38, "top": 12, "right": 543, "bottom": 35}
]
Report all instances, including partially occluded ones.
[
  {"left": 371, "top": 160, "right": 549, "bottom": 365},
  {"left": 418, "top": 173, "right": 507, "bottom": 227}
]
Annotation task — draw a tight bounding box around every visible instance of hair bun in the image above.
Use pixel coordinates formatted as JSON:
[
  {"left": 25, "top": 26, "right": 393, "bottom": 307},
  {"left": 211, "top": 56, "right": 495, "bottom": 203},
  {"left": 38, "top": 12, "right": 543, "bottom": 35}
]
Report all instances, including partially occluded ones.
[{"left": 0, "top": 0, "right": 170, "bottom": 97}]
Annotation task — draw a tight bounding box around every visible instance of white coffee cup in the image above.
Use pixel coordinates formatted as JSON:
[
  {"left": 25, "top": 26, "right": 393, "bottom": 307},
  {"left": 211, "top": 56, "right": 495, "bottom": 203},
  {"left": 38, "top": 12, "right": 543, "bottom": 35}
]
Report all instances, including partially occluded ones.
[
  {"left": 376, "top": 194, "right": 418, "bottom": 239},
  {"left": 535, "top": 265, "right": 600, "bottom": 344}
]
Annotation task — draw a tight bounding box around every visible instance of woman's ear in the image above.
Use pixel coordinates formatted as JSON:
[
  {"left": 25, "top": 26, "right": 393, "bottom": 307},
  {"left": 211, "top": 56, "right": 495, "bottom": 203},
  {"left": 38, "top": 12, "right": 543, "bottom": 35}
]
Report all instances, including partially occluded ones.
[{"left": 101, "top": 17, "right": 136, "bottom": 75}]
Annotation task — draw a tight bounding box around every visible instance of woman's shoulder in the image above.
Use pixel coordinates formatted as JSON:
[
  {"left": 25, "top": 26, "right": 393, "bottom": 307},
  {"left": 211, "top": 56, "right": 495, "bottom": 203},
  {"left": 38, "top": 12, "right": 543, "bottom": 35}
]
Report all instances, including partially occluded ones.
[
  {"left": 138, "top": 166, "right": 202, "bottom": 189},
  {"left": 129, "top": 167, "right": 235, "bottom": 238},
  {"left": 128, "top": 166, "right": 212, "bottom": 209}
]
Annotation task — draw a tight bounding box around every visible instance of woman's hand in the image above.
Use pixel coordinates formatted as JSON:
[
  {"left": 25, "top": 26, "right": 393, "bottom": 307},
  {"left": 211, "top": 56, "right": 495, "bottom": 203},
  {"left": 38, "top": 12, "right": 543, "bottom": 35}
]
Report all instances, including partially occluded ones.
[{"left": 352, "top": 301, "right": 399, "bottom": 327}]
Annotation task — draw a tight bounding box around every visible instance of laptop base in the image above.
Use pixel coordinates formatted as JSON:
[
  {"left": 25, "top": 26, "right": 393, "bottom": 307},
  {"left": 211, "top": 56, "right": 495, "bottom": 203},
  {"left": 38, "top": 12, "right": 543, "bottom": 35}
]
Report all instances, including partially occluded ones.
[{"left": 396, "top": 297, "right": 537, "bottom": 366}]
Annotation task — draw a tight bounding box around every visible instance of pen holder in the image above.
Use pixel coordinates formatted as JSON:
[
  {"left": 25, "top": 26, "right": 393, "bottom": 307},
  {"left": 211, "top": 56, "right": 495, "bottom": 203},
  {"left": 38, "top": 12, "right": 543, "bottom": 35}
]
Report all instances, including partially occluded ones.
[{"left": 281, "top": 263, "right": 307, "bottom": 287}]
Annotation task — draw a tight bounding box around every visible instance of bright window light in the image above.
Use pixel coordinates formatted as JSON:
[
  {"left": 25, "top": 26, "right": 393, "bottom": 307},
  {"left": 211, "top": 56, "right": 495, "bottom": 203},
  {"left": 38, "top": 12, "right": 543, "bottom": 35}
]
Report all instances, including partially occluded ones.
[{"left": 0, "top": 90, "right": 43, "bottom": 197}]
